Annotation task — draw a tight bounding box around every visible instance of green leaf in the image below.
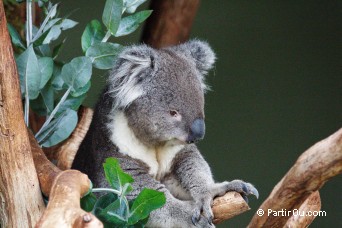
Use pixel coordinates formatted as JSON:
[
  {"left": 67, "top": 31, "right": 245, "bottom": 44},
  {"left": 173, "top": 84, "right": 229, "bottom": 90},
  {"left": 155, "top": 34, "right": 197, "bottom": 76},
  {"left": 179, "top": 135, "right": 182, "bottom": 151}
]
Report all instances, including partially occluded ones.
[
  {"left": 36, "top": 44, "right": 52, "bottom": 57},
  {"left": 81, "top": 20, "right": 105, "bottom": 53},
  {"left": 39, "top": 109, "right": 78, "bottom": 147},
  {"left": 38, "top": 57, "right": 54, "bottom": 89},
  {"left": 59, "top": 19, "right": 78, "bottom": 30},
  {"left": 93, "top": 193, "right": 118, "bottom": 216},
  {"left": 98, "top": 199, "right": 128, "bottom": 225},
  {"left": 43, "top": 26, "right": 61, "bottom": 44},
  {"left": 86, "top": 42, "right": 123, "bottom": 70},
  {"left": 102, "top": 0, "right": 123, "bottom": 35},
  {"left": 16, "top": 45, "right": 41, "bottom": 99},
  {"left": 51, "top": 62, "right": 65, "bottom": 90},
  {"left": 43, "top": 19, "right": 78, "bottom": 44},
  {"left": 40, "top": 84, "right": 54, "bottom": 115},
  {"left": 127, "top": 216, "right": 149, "bottom": 228},
  {"left": 81, "top": 192, "right": 97, "bottom": 212},
  {"left": 61, "top": 56, "right": 92, "bottom": 91},
  {"left": 71, "top": 81, "right": 91, "bottom": 97},
  {"left": 42, "top": 18, "right": 62, "bottom": 33},
  {"left": 103, "top": 157, "right": 134, "bottom": 191},
  {"left": 128, "top": 188, "right": 166, "bottom": 225},
  {"left": 7, "top": 23, "right": 25, "bottom": 49},
  {"left": 116, "top": 10, "right": 152, "bottom": 37},
  {"left": 55, "top": 94, "right": 86, "bottom": 117},
  {"left": 124, "top": 0, "right": 147, "bottom": 14},
  {"left": 52, "top": 39, "right": 66, "bottom": 59}
]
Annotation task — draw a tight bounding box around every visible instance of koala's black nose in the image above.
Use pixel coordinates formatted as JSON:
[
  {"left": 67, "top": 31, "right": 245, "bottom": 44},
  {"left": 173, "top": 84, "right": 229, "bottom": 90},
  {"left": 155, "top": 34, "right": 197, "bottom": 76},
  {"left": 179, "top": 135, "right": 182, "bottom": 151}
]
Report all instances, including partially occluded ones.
[{"left": 187, "top": 118, "right": 205, "bottom": 144}]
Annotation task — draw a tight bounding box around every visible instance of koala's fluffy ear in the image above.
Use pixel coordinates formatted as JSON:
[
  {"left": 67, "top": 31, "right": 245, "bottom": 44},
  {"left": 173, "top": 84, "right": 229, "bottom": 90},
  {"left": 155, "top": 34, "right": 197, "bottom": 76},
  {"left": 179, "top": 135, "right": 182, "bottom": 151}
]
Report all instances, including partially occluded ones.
[
  {"left": 107, "top": 45, "right": 156, "bottom": 109},
  {"left": 173, "top": 40, "right": 216, "bottom": 74}
]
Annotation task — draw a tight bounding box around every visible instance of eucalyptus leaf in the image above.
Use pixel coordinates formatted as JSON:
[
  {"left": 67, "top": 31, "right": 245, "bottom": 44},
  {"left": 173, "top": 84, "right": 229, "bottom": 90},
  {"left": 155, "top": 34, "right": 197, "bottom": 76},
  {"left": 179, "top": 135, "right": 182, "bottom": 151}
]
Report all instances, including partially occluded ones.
[
  {"left": 51, "top": 62, "right": 65, "bottom": 90},
  {"left": 42, "top": 18, "right": 62, "bottom": 33},
  {"left": 52, "top": 39, "right": 66, "bottom": 59},
  {"left": 98, "top": 199, "right": 128, "bottom": 225},
  {"left": 61, "top": 56, "right": 92, "bottom": 91},
  {"left": 60, "top": 19, "right": 78, "bottom": 30},
  {"left": 81, "top": 20, "right": 105, "bottom": 53},
  {"left": 16, "top": 45, "right": 41, "bottom": 99},
  {"left": 102, "top": 0, "right": 123, "bottom": 35},
  {"left": 128, "top": 188, "right": 166, "bottom": 225},
  {"left": 86, "top": 42, "right": 123, "bottom": 70},
  {"left": 103, "top": 157, "right": 134, "bottom": 191},
  {"left": 7, "top": 23, "right": 26, "bottom": 49},
  {"left": 36, "top": 44, "right": 52, "bottom": 57},
  {"left": 81, "top": 192, "right": 97, "bottom": 212},
  {"left": 42, "top": 25, "right": 62, "bottom": 44},
  {"left": 71, "top": 81, "right": 91, "bottom": 97},
  {"left": 124, "top": 0, "right": 147, "bottom": 14},
  {"left": 40, "top": 109, "right": 78, "bottom": 147},
  {"left": 43, "top": 19, "right": 78, "bottom": 44},
  {"left": 38, "top": 57, "right": 54, "bottom": 89},
  {"left": 55, "top": 94, "right": 86, "bottom": 117},
  {"left": 31, "top": 83, "right": 54, "bottom": 116},
  {"left": 32, "top": 4, "right": 59, "bottom": 42},
  {"left": 40, "top": 84, "right": 54, "bottom": 115},
  {"left": 93, "top": 193, "right": 118, "bottom": 216},
  {"left": 116, "top": 10, "right": 152, "bottom": 37}
]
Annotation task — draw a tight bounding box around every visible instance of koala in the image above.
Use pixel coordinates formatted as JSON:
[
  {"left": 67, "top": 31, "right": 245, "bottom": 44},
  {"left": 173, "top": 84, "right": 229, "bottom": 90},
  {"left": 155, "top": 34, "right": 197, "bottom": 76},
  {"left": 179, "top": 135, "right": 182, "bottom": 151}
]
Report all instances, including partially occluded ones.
[{"left": 72, "top": 40, "right": 258, "bottom": 228}]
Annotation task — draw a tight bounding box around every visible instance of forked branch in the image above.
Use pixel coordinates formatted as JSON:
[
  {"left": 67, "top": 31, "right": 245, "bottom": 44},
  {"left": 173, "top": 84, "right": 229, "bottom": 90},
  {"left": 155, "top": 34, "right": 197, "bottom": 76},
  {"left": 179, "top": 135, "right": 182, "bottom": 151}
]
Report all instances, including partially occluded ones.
[{"left": 248, "top": 128, "right": 342, "bottom": 227}]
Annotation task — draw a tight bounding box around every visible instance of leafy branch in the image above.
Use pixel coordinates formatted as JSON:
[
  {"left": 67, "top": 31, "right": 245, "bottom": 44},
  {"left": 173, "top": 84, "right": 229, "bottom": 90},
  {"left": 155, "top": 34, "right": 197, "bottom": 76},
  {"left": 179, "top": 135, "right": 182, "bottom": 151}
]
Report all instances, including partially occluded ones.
[
  {"left": 81, "top": 158, "right": 166, "bottom": 227},
  {"left": 9, "top": 0, "right": 151, "bottom": 148}
]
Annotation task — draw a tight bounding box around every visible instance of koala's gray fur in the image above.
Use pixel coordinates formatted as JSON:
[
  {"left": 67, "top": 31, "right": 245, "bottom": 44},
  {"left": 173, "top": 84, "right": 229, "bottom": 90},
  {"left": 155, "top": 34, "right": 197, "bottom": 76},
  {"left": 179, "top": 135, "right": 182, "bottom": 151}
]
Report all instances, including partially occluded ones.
[{"left": 72, "top": 40, "right": 258, "bottom": 228}]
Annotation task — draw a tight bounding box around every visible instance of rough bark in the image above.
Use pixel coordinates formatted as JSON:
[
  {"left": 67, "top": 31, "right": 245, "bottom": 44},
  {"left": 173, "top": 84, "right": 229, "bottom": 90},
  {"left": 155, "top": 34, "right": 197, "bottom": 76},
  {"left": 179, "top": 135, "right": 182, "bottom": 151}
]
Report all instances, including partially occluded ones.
[
  {"left": 0, "top": 1, "right": 45, "bottom": 227},
  {"left": 29, "top": 131, "right": 102, "bottom": 227},
  {"left": 141, "top": 0, "right": 200, "bottom": 48},
  {"left": 248, "top": 128, "right": 342, "bottom": 227}
]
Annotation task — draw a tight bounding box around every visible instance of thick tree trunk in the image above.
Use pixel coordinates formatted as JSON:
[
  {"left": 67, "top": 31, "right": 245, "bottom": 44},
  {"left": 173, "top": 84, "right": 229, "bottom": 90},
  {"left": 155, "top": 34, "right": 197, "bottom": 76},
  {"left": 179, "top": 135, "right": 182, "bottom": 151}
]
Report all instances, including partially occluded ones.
[
  {"left": 141, "top": 0, "right": 200, "bottom": 48},
  {"left": 0, "top": 1, "right": 45, "bottom": 227}
]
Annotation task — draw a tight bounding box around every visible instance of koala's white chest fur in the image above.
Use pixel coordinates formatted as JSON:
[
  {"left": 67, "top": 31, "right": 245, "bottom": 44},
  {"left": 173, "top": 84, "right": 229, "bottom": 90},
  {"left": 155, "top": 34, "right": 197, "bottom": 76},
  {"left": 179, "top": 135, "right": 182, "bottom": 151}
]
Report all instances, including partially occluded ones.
[{"left": 108, "top": 112, "right": 184, "bottom": 179}]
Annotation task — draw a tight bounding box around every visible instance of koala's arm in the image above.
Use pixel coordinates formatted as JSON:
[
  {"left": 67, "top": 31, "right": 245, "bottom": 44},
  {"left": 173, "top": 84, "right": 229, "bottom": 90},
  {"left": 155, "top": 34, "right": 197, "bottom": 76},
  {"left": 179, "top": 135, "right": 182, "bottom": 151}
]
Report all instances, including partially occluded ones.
[
  {"left": 169, "top": 144, "right": 259, "bottom": 225},
  {"left": 116, "top": 157, "right": 213, "bottom": 228}
]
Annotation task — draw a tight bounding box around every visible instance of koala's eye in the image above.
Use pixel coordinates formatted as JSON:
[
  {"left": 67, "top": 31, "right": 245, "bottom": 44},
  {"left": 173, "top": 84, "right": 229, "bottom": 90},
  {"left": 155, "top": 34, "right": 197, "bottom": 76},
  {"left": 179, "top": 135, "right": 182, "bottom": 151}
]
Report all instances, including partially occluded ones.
[{"left": 169, "top": 110, "right": 179, "bottom": 117}]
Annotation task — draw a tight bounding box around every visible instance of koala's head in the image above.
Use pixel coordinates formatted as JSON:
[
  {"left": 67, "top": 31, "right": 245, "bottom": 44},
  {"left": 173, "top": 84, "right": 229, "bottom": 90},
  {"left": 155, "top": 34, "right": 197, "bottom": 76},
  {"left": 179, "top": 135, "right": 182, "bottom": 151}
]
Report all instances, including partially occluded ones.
[{"left": 107, "top": 40, "right": 216, "bottom": 146}]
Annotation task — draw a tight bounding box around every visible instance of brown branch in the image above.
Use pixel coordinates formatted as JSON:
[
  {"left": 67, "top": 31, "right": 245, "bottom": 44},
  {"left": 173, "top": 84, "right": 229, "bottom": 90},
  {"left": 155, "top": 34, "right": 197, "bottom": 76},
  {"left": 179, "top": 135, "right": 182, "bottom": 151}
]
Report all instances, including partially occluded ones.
[
  {"left": 0, "top": 1, "right": 45, "bottom": 226},
  {"left": 212, "top": 192, "right": 250, "bottom": 224},
  {"left": 29, "top": 131, "right": 102, "bottom": 227},
  {"left": 248, "top": 128, "right": 342, "bottom": 228},
  {"left": 141, "top": 0, "right": 200, "bottom": 48},
  {"left": 57, "top": 106, "right": 94, "bottom": 170},
  {"left": 284, "top": 191, "right": 321, "bottom": 228}
]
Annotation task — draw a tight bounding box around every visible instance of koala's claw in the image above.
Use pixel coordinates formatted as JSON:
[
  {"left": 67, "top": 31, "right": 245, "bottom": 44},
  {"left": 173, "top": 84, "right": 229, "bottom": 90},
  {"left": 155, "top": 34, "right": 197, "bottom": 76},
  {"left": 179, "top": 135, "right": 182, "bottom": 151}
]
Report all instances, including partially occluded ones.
[{"left": 225, "top": 180, "right": 259, "bottom": 203}]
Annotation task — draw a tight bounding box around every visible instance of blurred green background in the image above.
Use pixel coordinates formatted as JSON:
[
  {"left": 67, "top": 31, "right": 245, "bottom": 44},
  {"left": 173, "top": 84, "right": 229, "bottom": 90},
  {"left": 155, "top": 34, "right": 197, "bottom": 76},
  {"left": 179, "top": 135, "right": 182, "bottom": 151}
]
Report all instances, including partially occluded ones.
[{"left": 56, "top": 0, "right": 341, "bottom": 227}]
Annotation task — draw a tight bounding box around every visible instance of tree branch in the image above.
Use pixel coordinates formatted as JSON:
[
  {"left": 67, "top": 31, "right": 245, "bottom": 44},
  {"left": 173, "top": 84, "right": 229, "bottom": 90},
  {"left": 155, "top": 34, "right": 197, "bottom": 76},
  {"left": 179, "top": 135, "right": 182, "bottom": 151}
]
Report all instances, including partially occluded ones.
[
  {"left": 29, "top": 131, "right": 102, "bottom": 227},
  {"left": 0, "top": 1, "right": 45, "bottom": 226},
  {"left": 141, "top": 0, "right": 200, "bottom": 48},
  {"left": 248, "top": 128, "right": 342, "bottom": 227},
  {"left": 284, "top": 191, "right": 321, "bottom": 228}
]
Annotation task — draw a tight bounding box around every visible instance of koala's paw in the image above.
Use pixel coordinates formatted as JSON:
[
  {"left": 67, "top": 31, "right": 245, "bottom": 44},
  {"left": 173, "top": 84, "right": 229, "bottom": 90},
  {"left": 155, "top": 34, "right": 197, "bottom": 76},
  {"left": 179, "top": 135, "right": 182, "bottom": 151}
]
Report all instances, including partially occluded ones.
[
  {"left": 191, "top": 195, "right": 215, "bottom": 228},
  {"left": 212, "top": 180, "right": 259, "bottom": 204}
]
